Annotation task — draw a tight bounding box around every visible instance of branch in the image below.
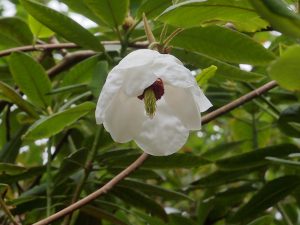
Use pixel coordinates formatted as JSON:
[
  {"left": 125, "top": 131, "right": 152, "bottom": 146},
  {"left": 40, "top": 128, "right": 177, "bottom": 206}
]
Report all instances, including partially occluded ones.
[
  {"left": 201, "top": 80, "right": 278, "bottom": 125},
  {"left": 47, "top": 50, "right": 96, "bottom": 77},
  {"left": 0, "top": 41, "right": 148, "bottom": 58},
  {"left": 33, "top": 153, "right": 149, "bottom": 225},
  {"left": 33, "top": 80, "right": 278, "bottom": 225}
]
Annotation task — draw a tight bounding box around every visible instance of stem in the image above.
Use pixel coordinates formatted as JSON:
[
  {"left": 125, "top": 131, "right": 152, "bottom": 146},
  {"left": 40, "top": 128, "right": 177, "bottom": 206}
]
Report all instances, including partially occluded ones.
[
  {"left": 252, "top": 111, "right": 258, "bottom": 149},
  {"left": 33, "top": 80, "right": 278, "bottom": 225},
  {"left": 0, "top": 197, "right": 19, "bottom": 225},
  {"left": 63, "top": 127, "right": 102, "bottom": 225},
  {"left": 46, "top": 138, "right": 53, "bottom": 217},
  {"left": 163, "top": 28, "right": 183, "bottom": 47}
]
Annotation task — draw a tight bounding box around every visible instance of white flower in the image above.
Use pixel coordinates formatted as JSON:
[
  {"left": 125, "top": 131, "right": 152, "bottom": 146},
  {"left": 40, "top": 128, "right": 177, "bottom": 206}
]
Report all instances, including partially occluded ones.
[{"left": 95, "top": 49, "right": 212, "bottom": 156}]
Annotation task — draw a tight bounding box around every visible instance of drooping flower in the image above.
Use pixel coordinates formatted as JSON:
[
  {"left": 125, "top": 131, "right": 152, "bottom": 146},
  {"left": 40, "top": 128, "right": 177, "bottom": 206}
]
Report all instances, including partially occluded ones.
[{"left": 95, "top": 49, "right": 212, "bottom": 156}]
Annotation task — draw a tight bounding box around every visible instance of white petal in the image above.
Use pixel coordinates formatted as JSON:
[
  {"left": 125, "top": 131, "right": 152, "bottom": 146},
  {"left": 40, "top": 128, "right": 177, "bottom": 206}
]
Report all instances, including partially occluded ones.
[
  {"left": 192, "top": 86, "right": 213, "bottom": 113},
  {"left": 117, "top": 49, "right": 159, "bottom": 69},
  {"left": 95, "top": 68, "right": 124, "bottom": 124},
  {"left": 154, "top": 54, "right": 195, "bottom": 88},
  {"left": 164, "top": 85, "right": 202, "bottom": 130},
  {"left": 103, "top": 91, "right": 146, "bottom": 143},
  {"left": 134, "top": 99, "right": 189, "bottom": 156}
]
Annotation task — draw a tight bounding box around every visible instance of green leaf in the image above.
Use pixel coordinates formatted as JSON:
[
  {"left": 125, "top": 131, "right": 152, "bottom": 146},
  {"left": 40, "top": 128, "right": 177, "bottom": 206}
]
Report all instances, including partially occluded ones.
[
  {"left": 170, "top": 26, "right": 275, "bottom": 65},
  {"left": 28, "top": 15, "right": 54, "bottom": 38},
  {"left": 113, "top": 186, "right": 167, "bottom": 220},
  {"left": 158, "top": 0, "right": 268, "bottom": 32},
  {"left": 23, "top": 102, "right": 95, "bottom": 140},
  {"left": 191, "top": 167, "right": 263, "bottom": 188},
  {"left": 266, "top": 157, "right": 300, "bottom": 168},
  {"left": 268, "top": 45, "right": 300, "bottom": 91},
  {"left": 0, "top": 81, "right": 39, "bottom": 118},
  {"left": 0, "top": 17, "right": 33, "bottom": 46},
  {"left": 20, "top": 0, "right": 103, "bottom": 51},
  {"left": 103, "top": 152, "right": 210, "bottom": 169},
  {"left": 84, "top": 0, "right": 129, "bottom": 27},
  {"left": 81, "top": 205, "right": 129, "bottom": 225},
  {"left": 196, "top": 65, "right": 217, "bottom": 87},
  {"left": 201, "top": 141, "right": 245, "bottom": 161},
  {"left": 54, "top": 149, "right": 88, "bottom": 186},
  {"left": 0, "top": 127, "right": 27, "bottom": 163},
  {"left": 172, "top": 48, "right": 265, "bottom": 82},
  {"left": 119, "top": 179, "right": 192, "bottom": 201},
  {"left": 246, "top": 215, "right": 274, "bottom": 225},
  {"left": 250, "top": 0, "right": 300, "bottom": 38},
  {"left": 0, "top": 163, "right": 26, "bottom": 175},
  {"left": 60, "top": 0, "right": 104, "bottom": 25},
  {"left": 9, "top": 52, "right": 52, "bottom": 109},
  {"left": 137, "top": 0, "right": 172, "bottom": 19},
  {"left": 63, "top": 55, "right": 100, "bottom": 86},
  {"left": 216, "top": 144, "right": 300, "bottom": 171},
  {"left": 278, "top": 104, "right": 300, "bottom": 138},
  {"left": 230, "top": 176, "right": 300, "bottom": 223},
  {"left": 0, "top": 166, "right": 45, "bottom": 184}
]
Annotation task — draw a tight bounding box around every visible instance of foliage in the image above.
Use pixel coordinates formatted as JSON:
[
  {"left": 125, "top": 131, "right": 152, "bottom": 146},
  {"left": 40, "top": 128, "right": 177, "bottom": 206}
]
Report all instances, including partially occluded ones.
[{"left": 0, "top": 0, "right": 300, "bottom": 224}]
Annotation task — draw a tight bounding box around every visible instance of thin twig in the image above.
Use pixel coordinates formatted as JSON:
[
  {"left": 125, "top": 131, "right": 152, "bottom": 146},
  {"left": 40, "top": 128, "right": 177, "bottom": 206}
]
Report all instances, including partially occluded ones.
[
  {"left": 33, "top": 152, "right": 149, "bottom": 225},
  {"left": 201, "top": 80, "right": 278, "bottom": 125},
  {"left": 0, "top": 197, "right": 20, "bottom": 225},
  {"left": 33, "top": 80, "right": 278, "bottom": 225},
  {"left": 0, "top": 41, "right": 147, "bottom": 58},
  {"left": 47, "top": 50, "right": 96, "bottom": 77}
]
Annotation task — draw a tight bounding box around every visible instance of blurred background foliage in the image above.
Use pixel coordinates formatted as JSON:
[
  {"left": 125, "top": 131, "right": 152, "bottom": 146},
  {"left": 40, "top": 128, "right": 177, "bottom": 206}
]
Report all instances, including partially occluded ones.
[{"left": 0, "top": 0, "right": 300, "bottom": 224}]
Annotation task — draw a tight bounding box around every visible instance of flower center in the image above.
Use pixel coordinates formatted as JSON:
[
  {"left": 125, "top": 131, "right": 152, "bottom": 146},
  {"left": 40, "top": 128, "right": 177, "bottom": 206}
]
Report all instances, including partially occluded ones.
[{"left": 138, "top": 78, "right": 164, "bottom": 118}]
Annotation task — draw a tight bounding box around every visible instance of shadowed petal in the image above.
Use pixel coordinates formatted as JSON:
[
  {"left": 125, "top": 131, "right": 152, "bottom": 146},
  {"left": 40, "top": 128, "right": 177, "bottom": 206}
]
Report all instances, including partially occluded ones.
[
  {"left": 134, "top": 99, "right": 189, "bottom": 156},
  {"left": 103, "top": 92, "right": 146, "bottom": 143}
]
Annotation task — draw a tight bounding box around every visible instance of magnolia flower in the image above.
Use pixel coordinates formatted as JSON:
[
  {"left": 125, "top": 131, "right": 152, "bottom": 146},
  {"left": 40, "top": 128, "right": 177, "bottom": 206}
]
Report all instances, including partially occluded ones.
[{"left": 95, "top": 49, "right": 212, "bottom": 156}]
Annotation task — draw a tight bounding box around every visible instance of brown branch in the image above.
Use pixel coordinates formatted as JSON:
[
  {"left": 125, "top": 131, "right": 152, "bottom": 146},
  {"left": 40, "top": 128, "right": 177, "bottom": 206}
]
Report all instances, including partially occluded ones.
[
  {"left": 0, "top": 41, "right": 148, "bottom": 58},
  {"left": 47, "top": 50, "right": 96, "bottom": 77},
  {"left": 201, "top": 80, "right": 278, "bottom": 125},
  {"left": 33, "top": 153, "right": 149, "bottom": 225},
  {"left": 33, "top": 80, "right": 278, "bottom": 225}
]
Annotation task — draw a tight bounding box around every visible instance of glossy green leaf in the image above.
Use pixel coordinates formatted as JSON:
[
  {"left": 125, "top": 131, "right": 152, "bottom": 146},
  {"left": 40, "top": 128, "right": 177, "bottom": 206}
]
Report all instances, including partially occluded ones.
[
  {"left": 230, "top": 176, "right": 300, "bottom": 223},
  {"left": 20, "top": 0, "right": 103, "bottom": 51},
  {"left": 84, "top": 0, "right": 129, "bottom": 27},
  {"left": 172, "top": 48, "right": 265, "bottom": 82},
  {"left": 60, "top": 0, "right": 104, "bottom": 25},
  {"left": 268, "top": 45, "right": 300, "bottom": 91},
  {"left": 0, "top": 81, "right": 38, "bottom": 118},
  {"left": 278, "top": 104, "right": 300, "bottom": 138},
  {"left": 0, "top": 17, "right": 33, "bottom": 47},
  {"left": 28, "top": 15, "right": 54, "bottom": 38},
  {"left": 216, "top": 144, "right": 300, "bottom": 171},
  {"left": 159, "top": 0, "right": 268, "bottom": 32},
  {"left": 170, "top": 26, "right": 275, "bottom": 65},
  {"left": 266, "top": 157, "right": 300, "bottom": 168},
  {"left": 137, "top": 0, "right": 172, "bottom": 19},
  {"left": 250, "top": 0, "right": 300, "bottom": 38},
  {"left": 9, "top": 52, "right": 52, "bottom": 109},
  {"left": 23, "top": 102, "right": 95, "bottom": 140},
  {"left": 63, "top": 55, "right": 100, "bottom": 86}
]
